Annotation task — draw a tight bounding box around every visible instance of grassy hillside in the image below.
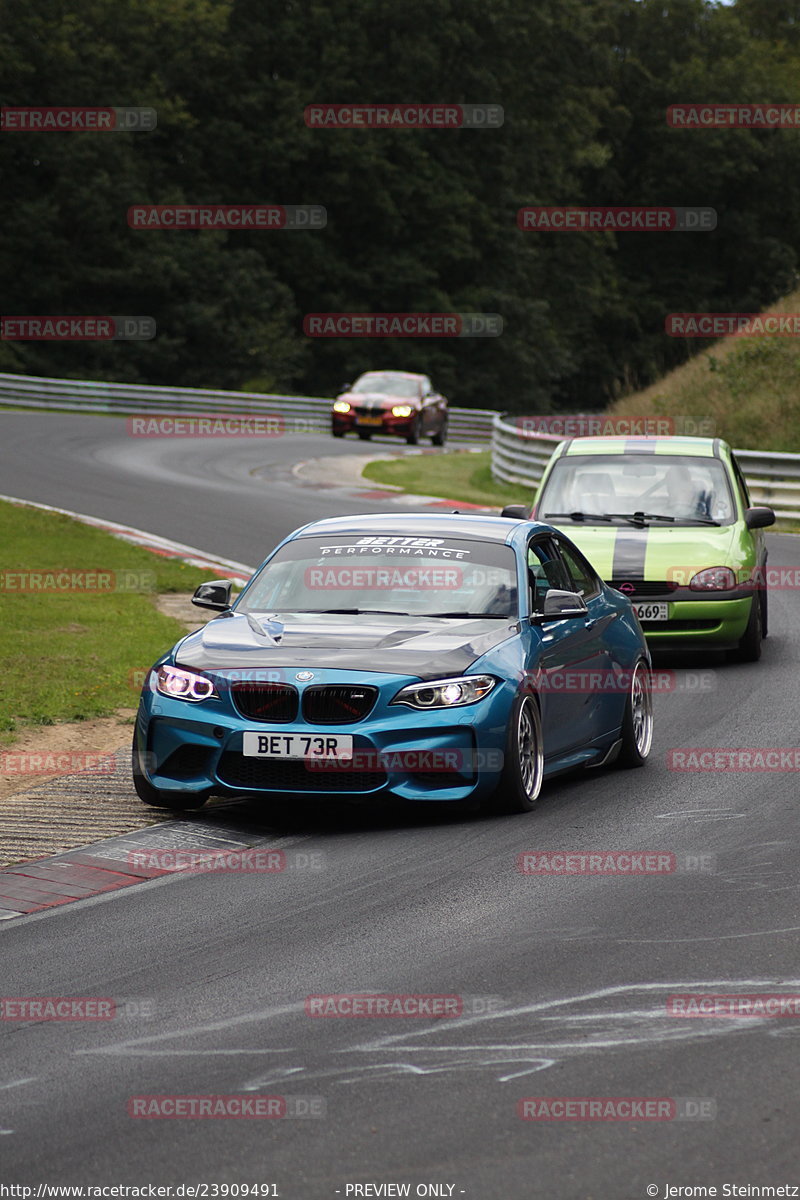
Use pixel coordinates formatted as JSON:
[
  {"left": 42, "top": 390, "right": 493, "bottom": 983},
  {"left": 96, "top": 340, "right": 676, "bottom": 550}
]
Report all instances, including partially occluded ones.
[{"left": 609, "top": 290, "right": 800, "bottom": 452}]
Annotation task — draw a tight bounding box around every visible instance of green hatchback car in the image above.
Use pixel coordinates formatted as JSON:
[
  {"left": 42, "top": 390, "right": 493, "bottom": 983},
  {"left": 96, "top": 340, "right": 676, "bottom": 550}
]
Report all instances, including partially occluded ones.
[{"left": 503, "top": 435, "right": 775, "bottom": 660}]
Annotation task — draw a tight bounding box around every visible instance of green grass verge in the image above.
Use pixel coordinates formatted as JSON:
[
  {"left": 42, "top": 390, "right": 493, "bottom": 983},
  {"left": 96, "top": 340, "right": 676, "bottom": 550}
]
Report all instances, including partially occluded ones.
[
  {"left": 0, "top": 500, "right": 222, "bottom": 745},
  {"left": 361, "top": 450, "right": 532, "bottom": 509},
  {"left": 609, "top": 288, "right": 800, "bottom": 453}
]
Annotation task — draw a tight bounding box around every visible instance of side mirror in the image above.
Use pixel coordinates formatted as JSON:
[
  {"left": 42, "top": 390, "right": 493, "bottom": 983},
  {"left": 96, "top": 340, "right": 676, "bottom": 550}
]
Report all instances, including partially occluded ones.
[
  {"left": 744, "top": 506, "right": 775, "bottom": 530},
  {"left": 532, "top": 588, "right": 588, "bottom": 623},
  {"left": 501, "top": 504, "right": 529, "bottom": 519},
  {"left": 192, "top": 580, "right": 233, "bottom": 611},
  {"left": 340, "top": 382, "right": 352, "bottom": 393}
]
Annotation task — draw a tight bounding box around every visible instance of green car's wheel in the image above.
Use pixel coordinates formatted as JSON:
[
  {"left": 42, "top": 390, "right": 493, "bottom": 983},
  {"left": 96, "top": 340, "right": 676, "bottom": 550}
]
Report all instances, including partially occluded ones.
[
  {"left": 617, "top": 660, "right": 653, "bottom": 768},
  {"left": 760, "top": 587, "right": 768, "bottom": 638},
  {"left": 732, "top": 595, "right": 762, "bottom": 663}
]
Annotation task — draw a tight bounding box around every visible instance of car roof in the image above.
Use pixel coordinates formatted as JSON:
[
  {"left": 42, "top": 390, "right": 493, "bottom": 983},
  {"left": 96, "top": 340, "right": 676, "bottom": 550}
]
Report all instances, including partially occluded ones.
[
  {"left": 554, "top": 435, "right": 729, "bottom": 459},
  {"left": 291, "top": 512, "right": 542, "bottom": 544}
]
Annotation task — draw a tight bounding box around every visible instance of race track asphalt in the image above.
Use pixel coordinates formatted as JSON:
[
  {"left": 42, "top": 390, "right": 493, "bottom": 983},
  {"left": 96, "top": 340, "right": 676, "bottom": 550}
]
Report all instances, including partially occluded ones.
[{"left": 1, "top": 411, "right": 798, "bottom": 1198}]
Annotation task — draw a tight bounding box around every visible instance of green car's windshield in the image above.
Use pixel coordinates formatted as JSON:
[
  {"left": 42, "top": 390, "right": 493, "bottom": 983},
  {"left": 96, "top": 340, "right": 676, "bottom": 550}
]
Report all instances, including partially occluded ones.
[{"left": 538, "top": 454, "right": 737, "bottom": 526}]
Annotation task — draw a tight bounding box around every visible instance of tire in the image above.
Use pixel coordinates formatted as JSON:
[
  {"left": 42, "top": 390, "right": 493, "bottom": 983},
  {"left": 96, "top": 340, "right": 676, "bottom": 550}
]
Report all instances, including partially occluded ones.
[
  {"left": 487, "top": 694, "right": 544, "bottom": 814},
  {"left": 405, "top": 419, "right": 420, "bottom": 446},
  {"left": 616, "top": 659, "right": 653, "bottom": 768},
  {"left": 131, "top": 734, "right": 209, "bottom": 811},
  {"left": 431, "top": 421, "right": 448, "bottom": 447},
  {"left": 332, "top": 428, "right": 345, "bottom": 439},
  {"left": 760, "top": 587, "right": 768, "bottom": 638},
  {"left": 732, "top": 595, "right": 762, "bottom": 662},
  {"left": 357, "top": 429, "right": 373, "bottom": 441}
]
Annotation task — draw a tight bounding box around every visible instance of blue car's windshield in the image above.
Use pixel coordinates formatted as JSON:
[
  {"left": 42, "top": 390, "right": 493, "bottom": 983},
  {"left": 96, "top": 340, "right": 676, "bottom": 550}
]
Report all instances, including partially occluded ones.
[
  {"left": 237, "top": 535, "right": 519, "bottom": 618},
  {"left": 538, "top": 453, "right": 737, "bottom": 526}
]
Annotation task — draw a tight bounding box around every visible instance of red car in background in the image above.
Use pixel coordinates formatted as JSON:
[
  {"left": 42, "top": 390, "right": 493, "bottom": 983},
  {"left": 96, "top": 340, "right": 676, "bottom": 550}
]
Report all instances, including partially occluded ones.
[{"left": 331, "top": 370, "right": 449, "bottom": 445}]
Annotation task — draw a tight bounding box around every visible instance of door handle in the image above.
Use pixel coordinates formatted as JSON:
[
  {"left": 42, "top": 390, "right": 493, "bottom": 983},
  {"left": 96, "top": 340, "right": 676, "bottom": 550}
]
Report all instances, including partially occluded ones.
[{"left": 584, "top": 619, "right": 596, "bottom": 630}]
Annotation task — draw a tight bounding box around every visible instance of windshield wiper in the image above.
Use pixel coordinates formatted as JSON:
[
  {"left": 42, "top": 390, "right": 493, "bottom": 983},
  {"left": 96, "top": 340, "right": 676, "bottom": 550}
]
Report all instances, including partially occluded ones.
[
  {"left": 424, "top": 611, "right": 512, "bottom": 619},
  {"left": 609, "top": 512, "right": 720, "bottom": 527},
  {"left": 544, "top": 511, "right": 614, "bottom": 523},
  {"left": 288, "top": 608, "right": 413, "bottom": 616}
]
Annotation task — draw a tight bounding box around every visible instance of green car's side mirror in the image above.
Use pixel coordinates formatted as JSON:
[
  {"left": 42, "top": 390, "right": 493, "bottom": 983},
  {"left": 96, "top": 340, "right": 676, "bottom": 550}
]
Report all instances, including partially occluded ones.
[{"left": 744, "top": 506, "right": 775, "bottom": 530}]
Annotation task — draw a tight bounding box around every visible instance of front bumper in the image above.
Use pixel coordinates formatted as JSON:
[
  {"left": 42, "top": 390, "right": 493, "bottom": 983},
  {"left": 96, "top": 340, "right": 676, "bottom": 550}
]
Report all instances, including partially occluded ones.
[
  {"left": 638, "top": 596, "right": 753, "bottom": 646},
  {"left": 135, "top": 669, "right": 514, "bottom": 803},
  {"left": 331, "top": 412, "right": 416, "bottom": 438}
]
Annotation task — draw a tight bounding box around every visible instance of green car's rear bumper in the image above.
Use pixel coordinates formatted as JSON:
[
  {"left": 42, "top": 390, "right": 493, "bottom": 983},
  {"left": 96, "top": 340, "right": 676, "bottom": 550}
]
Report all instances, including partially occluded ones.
[{"left": 638, "top": 596, "right": 753, "bottom": 647}]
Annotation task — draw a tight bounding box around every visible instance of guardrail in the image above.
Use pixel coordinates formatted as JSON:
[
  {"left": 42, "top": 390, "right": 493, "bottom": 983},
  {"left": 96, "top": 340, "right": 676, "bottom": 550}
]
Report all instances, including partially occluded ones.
[
  {"left": 0, "top": 372, "right": 496, "bottom": 442},
  {"left": 491, "top": 414, "right": 800, "bottom": 519}
]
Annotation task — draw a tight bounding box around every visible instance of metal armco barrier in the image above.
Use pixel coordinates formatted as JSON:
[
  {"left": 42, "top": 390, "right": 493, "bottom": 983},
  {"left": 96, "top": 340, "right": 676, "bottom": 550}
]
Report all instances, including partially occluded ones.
[
  {"left": 0, "top": 372, "right": 496, "bottom": 443},
  {"left": 491, "top": 414, "right": 800, "bottom": 520},
  {"left": 3, "top": 372, "right": 797, "bottom": 516}
]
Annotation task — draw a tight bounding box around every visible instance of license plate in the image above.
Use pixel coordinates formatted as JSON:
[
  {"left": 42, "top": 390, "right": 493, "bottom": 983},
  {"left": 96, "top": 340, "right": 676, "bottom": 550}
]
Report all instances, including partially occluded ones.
[
  {"left": 357, "top": 415, "right": 384, "bottom": 426},
  {"left": 243, "top": 731, "right": 353, "bottom": 760},
  {"left": 633, "top": 602, "right": 669, "bottom": 622}
]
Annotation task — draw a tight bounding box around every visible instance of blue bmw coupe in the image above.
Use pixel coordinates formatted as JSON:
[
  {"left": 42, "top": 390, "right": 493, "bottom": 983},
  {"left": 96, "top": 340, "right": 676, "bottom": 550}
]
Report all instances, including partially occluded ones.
[{"left": 132, "top": 513, "right": 653, "bottom": 815}]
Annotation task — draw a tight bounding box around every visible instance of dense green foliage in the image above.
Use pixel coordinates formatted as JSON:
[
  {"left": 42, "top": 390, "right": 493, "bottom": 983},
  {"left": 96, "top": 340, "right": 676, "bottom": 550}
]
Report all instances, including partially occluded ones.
[{"left": 2, "top": 0, "right": 800, "bottom": 411}]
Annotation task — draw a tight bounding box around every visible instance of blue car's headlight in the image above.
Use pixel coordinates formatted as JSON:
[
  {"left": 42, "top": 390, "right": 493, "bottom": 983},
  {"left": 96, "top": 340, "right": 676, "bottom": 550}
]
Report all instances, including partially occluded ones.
[
  {"left": 156, "top": 664, "right": 217, "bottom": 702},
  {"left": 390, "top": 674, "right": 497, "bottom": 709}
]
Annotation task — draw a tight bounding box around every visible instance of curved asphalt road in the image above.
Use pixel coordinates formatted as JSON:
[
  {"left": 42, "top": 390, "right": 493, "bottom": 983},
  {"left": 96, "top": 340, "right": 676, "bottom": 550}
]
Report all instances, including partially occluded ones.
[{"left": 1, "top": 411, "right": 799, "bottom": 1198}]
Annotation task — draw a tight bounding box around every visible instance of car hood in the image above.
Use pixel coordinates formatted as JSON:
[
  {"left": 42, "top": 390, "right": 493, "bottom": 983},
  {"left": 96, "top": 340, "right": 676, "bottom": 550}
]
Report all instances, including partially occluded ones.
[
  {"left": 546, "top": 522, "right": 739, "bottom": 580},
  {"left": 175, "top": 611, "right": 517, "bottom": 678},
  {"left": 341, "top": 391, "right": 418, "bottom": 409}
]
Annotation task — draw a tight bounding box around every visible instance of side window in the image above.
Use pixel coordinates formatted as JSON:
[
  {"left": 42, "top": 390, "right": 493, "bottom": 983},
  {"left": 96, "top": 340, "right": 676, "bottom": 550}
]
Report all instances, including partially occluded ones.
[
  {"left": 556, "top": 540, "right": 601, "bottom": 600},
  {"left": 731, "top": 457, "right": 751, "bottom": 513},
  {"left": 527, "top": 538, "right": 571, "bottom": 611}
]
